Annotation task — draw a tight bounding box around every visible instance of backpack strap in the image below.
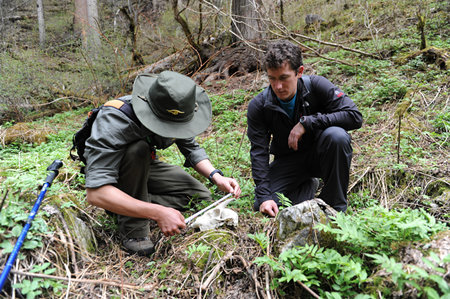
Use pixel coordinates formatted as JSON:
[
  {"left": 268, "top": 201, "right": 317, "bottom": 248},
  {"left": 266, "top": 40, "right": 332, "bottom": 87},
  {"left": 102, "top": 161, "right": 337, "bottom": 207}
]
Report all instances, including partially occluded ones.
[
  {"left": 302, "top": 75, "right": 311, "bottom": 93},
  {"left": 104, "top": 99, "right": 140, "bottom": 125},
  {"left": 70, "top": 98, "right": 141, "bottom": 169},
  {"left": 300, "top": 75, "right": 312, "bottom": 116}
]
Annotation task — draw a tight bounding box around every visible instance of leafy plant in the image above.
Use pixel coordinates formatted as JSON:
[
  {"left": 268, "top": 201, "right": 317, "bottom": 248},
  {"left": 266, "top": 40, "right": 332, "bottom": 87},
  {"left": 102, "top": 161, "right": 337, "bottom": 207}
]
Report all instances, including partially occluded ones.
[
  {"left": 252, "top": 206, "right": 447, "bottom": 297},
  {"left": 316, "top": 206, "right": 446, "bottom": 254},
  {"left": 248, "top": 232, "right": 269, "bottom": 253},
  {"left": 185, "top": 243, "right": 211, "bottom": 258},
  {"left": 277, "top": 193, "right": 292, "bottom": 211},
  {"left": 367, "top": 252, "right": 450, "bottom": 297},
  {"left": 12, "top": 263, "right": 65, "bottom": 299},
  {"left": 254, "top": 244, "right": 367, "bottom": 297}
]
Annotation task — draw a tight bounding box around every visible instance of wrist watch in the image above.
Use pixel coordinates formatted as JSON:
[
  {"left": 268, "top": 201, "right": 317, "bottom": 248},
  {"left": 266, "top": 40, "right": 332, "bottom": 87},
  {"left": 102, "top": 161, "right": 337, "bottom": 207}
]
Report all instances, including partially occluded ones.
[
  {"left": 208, "top": 169, "right": 224, "bottom": 183},
  {"left": 299, "top": 116, "right": 306, "bottom": 126}
]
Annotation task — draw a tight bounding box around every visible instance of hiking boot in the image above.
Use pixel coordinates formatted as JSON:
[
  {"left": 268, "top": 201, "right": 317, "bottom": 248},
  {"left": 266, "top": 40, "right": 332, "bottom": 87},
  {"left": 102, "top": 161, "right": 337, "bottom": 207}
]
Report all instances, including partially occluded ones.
[
  {"left": 311, "top": 177, "right": 320, "bottom": 196},
  {"left": 122, "top": 237, "right": 155, "bottom": 256}
]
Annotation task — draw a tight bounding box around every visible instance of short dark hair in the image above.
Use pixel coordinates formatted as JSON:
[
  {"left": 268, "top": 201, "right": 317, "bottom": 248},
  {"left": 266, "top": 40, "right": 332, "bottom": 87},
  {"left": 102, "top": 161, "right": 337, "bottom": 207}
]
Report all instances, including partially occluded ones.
[{"left": 264, "top": 40, "right": 303, "bottom": 72}]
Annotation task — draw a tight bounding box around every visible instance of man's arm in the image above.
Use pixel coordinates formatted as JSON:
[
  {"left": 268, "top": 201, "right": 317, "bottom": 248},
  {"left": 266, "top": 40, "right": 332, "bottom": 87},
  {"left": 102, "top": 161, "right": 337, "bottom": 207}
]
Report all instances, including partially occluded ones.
[
  {"left": 247, "top": 92, "right": 279, "bottom": 215},
  {"left": 288, "top": 76, "right": 363, "bottom": 150},
  {"left": 86, "top": 185, "right": 186, "bottom": 236},
  {"left": 175, "top": 137, "right": 241, "bottom": 197},
  {"left": 299, "top": 76, "right": 363, "bottom": 133},
  {"left": 193, "top": 159, "right": 241, "bottom": 197}
]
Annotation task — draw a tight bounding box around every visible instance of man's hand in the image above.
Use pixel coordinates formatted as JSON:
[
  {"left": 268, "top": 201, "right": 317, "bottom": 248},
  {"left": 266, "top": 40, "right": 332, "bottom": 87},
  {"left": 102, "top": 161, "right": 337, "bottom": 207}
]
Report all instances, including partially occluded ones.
[
  {"left": 155, "top": 206, "right": 186, "bottom": 236},
  {"left": 212, "top": 174, "right": 242, "bottom": 198},
  {"left": 288, "top": 122, "right": 306, "bottom": 151},
  {"left": 260, "top": 200, "right": 279, "bottom": 217}
]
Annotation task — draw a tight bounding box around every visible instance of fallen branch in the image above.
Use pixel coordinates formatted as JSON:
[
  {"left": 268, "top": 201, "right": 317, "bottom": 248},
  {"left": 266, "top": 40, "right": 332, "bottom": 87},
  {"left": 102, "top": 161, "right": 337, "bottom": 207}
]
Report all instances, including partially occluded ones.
[
  {"left": 290, "top": 31, "right": 380, "bottom": 59},
  {"left": 6, "top": 269, "right": 155, "bottom": 291},
  {"left": 349, "top": 166, "right": 372, "bottom": 192},
  {"left": 296, "top": 280, "right": 320, "bottom": 299},
  {"left": 201, "top": 250, "right": 233, "bottom": 291},
  {"left": 131, "top": 50, "right": 190, "bottom": 78},
  {"left": 233, "top": 255, "right": 266, "bottom": 299}
]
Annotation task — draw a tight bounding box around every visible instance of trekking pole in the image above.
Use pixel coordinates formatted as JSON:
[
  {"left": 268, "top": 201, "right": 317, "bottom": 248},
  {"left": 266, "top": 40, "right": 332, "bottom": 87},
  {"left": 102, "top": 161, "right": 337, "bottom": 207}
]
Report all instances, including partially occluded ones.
[
  {"left": 0, "top": 160, "right": 63, "bottom": 292},
  {"left": 185, "top": 193, "right": 233, "bottom": 225}
]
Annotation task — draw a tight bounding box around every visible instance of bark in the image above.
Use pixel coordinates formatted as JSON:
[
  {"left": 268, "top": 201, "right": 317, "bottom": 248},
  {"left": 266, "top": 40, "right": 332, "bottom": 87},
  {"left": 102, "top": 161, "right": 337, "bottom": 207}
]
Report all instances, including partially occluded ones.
[
  {"left": 171, "top": 0, "right": 206, "bottom": 63},
  {"left": 74, "top": 0, "right": 87, "bottom": 38},
  {"left": 36, "top": 0, "right": 45, "bottom": 48},
  {"left": 212, "top": 0, "right": 225, "bottom": 31},
  {"left": 279, "top": 0, "right": 284, "bottom": 25},
  {"left": 120, "top": 5, "right": 145, "bottom": 66},
  {"left": 417, "top": 12, "right": 427, "bottom": 50},
  {"left": 231, "top": 0, "right": 265, "bottom": 43},
  {"left": 74, "top": 0, "right": 100, "bottom": 54},
  {"left": 0, "top": 0, "right": 4, "bottom": 46},
  {"left": 86, "top": 0, "right": 101, "bottom": 55}
]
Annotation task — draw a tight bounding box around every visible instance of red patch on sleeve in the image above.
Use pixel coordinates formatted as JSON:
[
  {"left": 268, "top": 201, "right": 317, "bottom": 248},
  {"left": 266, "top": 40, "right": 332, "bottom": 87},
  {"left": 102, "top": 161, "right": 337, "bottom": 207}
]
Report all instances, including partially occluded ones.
[{"left": 336, "top": 92, "right": 344, "bottom": 98}]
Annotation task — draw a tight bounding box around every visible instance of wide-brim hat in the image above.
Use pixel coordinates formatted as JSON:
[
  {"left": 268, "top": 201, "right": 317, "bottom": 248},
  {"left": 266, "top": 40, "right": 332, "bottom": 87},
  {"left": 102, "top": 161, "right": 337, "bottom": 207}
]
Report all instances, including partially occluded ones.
[{"left": 131, "top": 71, "right": 212, "bottom": 139}]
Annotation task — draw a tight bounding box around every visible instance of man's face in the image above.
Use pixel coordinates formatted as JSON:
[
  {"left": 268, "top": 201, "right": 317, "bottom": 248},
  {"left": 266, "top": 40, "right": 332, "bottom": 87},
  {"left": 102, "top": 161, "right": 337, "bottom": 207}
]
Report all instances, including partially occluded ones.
[{"left": 267, "top": 62, "right": 303, "bottom": 102}]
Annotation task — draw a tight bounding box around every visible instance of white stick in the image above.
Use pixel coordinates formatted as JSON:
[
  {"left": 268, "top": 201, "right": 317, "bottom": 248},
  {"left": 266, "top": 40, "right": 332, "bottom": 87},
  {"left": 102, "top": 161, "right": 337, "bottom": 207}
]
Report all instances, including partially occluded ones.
[{"left": 185, "top": 193, "right": 233, "bottom": 224}]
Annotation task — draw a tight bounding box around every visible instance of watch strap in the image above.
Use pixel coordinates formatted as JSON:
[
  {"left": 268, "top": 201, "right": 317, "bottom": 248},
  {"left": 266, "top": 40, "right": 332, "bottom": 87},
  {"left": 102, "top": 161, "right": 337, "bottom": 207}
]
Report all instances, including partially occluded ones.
[{"left": 208, "top": 169, "right": 224, "bottom": 183}]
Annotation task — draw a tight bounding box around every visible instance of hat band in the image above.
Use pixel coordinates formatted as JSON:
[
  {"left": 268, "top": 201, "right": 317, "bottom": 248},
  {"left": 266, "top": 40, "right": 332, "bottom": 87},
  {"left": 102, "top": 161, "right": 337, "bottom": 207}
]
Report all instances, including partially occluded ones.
[{"left": 148, "top": 98, "right": 195, "bottom": 123}]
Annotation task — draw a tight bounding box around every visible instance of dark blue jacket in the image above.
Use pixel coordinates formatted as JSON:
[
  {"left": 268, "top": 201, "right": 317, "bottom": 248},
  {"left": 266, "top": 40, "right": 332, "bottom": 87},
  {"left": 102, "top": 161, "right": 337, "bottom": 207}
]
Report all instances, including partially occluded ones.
[{"left": 247, "top": 75, "right": 363, "bottom": 209}]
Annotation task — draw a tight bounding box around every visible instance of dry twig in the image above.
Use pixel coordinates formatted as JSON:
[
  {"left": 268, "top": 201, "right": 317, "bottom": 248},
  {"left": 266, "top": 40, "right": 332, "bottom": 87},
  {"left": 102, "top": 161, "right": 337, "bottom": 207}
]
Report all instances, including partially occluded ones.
[
  {"left": 201, "top": 250, "right": 234, "bottom": 291},
  {"left": 7, "top": 269, "right": 156, "bottom": 291}
]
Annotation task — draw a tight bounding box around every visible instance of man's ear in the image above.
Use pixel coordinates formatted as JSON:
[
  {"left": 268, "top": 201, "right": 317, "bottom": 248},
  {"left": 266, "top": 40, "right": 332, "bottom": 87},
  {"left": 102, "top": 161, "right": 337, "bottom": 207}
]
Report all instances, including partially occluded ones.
[{"left": 297, "top": 66, "right": 304, "bottom": 77}]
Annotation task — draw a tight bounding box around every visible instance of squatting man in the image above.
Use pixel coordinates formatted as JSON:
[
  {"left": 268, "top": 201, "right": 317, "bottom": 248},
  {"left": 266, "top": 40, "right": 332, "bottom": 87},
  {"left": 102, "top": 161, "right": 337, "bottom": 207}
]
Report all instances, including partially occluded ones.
[
  {"left": 84, "top": 71, "right": 241, "bottom": 255},
  {"left": 247, "top": 40, "right": 363, "bottom": 217}
]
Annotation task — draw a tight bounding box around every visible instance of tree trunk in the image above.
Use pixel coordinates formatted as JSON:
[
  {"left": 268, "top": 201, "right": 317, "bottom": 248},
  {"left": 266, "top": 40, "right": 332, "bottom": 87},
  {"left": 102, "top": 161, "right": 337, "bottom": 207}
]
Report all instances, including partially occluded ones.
[
  {"left": 74, "top": 0, "right": 100, "bottom": 55},
  {"left": 86, "top": 0, "right": 101, "bottom": 55},
  {"left": 231, "top": 0, "right": 265, "bottom": 43},
  {"left": 0, "top": 0, "right": 4, "bottom": 47},
  {"left": 36, "top": 0, "right": 45, "bottom": 48},
  {"left": 212, "top": 0, "right": 226, "bottom": 31},
  {"left": 171, "top": 0, "right": 205, "bottom": 62},
  {"left": 279, "top": 0, "right": 284, "bottom": 25},
  {"left": 74, "top": 0, "right": 87, "bottom": 38},
  {"left": 120, "top": 4, "right": 145, "bottom": 66}
]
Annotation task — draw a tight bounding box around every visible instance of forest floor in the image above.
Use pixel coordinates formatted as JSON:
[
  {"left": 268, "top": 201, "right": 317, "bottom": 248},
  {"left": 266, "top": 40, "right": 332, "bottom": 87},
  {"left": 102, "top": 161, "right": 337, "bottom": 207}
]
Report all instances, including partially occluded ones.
[{"left": 0, "top": 0, "right": 449, "bottom": 298}]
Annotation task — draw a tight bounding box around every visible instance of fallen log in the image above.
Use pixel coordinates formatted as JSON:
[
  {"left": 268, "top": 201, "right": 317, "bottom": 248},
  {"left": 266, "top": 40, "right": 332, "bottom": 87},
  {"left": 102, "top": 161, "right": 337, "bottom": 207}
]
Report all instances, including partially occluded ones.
[{"left": 395, "top": 46, "right": 449, "bottom": 70}]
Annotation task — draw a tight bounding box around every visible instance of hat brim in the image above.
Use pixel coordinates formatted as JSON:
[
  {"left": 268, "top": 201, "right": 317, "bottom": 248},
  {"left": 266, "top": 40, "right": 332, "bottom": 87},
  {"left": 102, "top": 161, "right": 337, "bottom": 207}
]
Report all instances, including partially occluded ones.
[{"left": 131, "top": 74, "right": 212, "bottom": 139}]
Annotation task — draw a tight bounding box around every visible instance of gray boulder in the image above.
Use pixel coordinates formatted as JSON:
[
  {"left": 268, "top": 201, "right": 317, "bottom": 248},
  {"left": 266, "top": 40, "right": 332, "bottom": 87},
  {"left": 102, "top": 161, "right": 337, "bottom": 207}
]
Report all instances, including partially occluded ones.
[
  {"left": 275, "top": 198, "right": 336, "bottom": 253},
  {"left": 305, "top": 14, "right": 325, "bottom": 26}
]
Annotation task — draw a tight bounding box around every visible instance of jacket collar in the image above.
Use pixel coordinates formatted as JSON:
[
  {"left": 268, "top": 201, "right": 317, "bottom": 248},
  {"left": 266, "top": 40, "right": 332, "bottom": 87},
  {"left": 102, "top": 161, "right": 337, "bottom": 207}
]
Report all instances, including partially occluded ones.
[{"left": 263, "top": 78, "right": 308, "bottom": 111}]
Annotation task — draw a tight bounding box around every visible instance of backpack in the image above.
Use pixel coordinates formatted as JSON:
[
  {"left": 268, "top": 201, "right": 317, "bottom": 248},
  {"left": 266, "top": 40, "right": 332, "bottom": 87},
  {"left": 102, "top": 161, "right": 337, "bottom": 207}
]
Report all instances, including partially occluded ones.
[{"left": 70, "top": 98, "right": 139, "bottom": 172}]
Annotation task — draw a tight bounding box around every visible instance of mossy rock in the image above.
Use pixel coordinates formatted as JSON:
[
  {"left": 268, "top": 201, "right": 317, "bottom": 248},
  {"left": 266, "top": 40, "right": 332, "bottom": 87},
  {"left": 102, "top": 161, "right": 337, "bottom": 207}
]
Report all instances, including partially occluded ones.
[
  {"left": 1, "top": 122, "right": 54, "bottom": 145},
  {"left": 44, "top": 197, "right": 98, "bottom": 261},
  {"left": 274, "top": 199, "right": 337, "bottom": 255}
]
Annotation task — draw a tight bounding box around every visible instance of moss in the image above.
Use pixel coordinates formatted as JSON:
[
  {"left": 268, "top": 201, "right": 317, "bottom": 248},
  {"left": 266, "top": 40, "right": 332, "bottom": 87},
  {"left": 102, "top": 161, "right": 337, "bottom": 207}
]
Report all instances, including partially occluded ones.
[
  {"left": 2, "top": 122, "right": 53, "bottom": 145},
  {"left": 47, "top": 196, "right": 98, "bottom": 254}
]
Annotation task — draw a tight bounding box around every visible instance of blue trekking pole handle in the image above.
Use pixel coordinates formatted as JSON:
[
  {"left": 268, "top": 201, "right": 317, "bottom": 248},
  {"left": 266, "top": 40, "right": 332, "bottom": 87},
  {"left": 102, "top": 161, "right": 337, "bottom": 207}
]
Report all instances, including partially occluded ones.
[{"left": 0, "top": 160, "right": 63, "bottom": 292}]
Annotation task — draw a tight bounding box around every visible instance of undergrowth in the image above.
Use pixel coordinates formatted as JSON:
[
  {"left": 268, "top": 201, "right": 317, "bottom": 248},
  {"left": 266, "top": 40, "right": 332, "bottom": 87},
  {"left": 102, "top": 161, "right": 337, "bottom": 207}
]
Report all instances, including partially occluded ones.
[
  {"left": 252, "top": 207, "right": 449, "bottom": 298},
  {"left": 0, "top": 0, "right": 448, "bottom": 297}
]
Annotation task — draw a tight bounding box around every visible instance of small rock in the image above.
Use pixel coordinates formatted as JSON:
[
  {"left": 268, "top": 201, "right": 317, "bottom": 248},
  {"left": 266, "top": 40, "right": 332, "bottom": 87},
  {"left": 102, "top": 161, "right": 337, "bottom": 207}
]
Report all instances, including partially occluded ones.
[{"left": 275, "top": 198, "right": 336, "bottom": 253}]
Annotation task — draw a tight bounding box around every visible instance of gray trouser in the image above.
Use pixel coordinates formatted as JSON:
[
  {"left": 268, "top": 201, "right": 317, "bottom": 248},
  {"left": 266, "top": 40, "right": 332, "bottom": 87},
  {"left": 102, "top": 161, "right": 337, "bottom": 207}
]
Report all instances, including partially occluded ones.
[
  {"left": 269, "top": 126, "right": 352, "bottom": 212},
  {"left": 115, "top": 140, "right": 211, "bottom": 238}
]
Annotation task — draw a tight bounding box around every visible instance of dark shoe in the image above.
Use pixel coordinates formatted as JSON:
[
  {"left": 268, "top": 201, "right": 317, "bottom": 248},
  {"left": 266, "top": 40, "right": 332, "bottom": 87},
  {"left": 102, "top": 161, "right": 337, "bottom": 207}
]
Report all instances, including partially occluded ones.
[
  {"left": 122, "top": 237, "right": 155, "bottom": 256},
  {"left": 311, "top": 177, "right": 320, "bottom": 196}
]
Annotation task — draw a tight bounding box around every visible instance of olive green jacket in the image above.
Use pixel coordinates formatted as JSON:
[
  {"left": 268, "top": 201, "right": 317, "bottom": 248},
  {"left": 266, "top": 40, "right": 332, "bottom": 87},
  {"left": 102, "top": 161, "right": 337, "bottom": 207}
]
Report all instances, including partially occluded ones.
[{"left": 84, "top": 97, "right": 208, "bottom": 189}]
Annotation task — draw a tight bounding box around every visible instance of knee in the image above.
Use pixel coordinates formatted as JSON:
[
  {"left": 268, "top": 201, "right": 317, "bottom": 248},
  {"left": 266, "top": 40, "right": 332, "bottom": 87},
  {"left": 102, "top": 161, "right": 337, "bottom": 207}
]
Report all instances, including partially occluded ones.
[{"left": 319, "top": 127, "right": 351, "bottom": 150}]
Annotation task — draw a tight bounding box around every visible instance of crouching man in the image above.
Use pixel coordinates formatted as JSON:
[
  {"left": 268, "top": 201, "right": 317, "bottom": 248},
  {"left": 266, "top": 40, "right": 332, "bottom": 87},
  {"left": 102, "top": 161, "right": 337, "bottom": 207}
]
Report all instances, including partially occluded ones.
[
  {"left": 85, "top": 71, "right": 241, "bottom": 255},
  {"left": 247, "top": 40, "right": 362, "bottom": 217}
]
